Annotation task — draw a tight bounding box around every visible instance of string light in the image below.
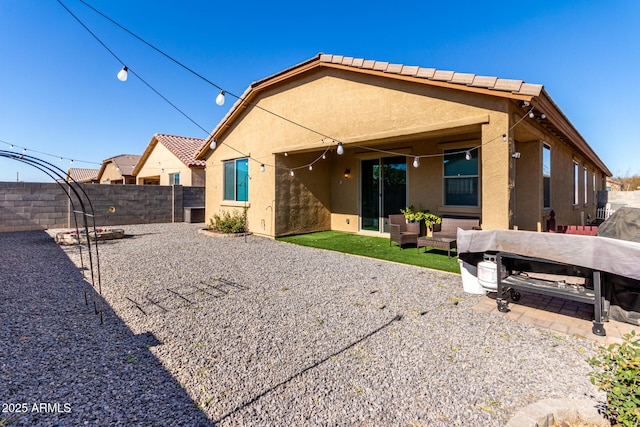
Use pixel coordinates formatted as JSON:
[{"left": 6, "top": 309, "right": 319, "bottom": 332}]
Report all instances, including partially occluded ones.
[
  {"left": 59, "top": 2, "right": 549, "bottom": 181},
  {"left": 260, "top": 164, "right": 265, "bottom": 172},
  {"left": 289, "top": 169, "right": 294, "bottom": 176},
  {"left": 308, "top": 164, "right": 313, "bottom": 171},
  {"left": 502, "top": 134, "right": 507, "bottom": 142},
  {"left": 117, "top": 66, "right": 128, "bottom": 81},
  {"left": 412, "top": 157, "right": 420, "bottom": 168},
  {"left": 465, "top": 151, "right": 471, "bottom": 161},
  {"left": 210, "top": 138, "right": 216, "bottom": 150},
  {"left": 215, "top": 90, "right": 225, "bottom": 106},
  {"left": 62, "top": 1, "right": 544, "bottom": 180},
  {"left": 322, "top": 153, "right": 326, "bottom": 160}
]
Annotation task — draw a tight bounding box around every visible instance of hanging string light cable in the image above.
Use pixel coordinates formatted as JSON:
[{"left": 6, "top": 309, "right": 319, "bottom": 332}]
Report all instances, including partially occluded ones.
[
  {"left": 70, "top": 0, "right": 345, "bottom": 144},
  {"left": 0, "top": 139, "right": 101, "bottom": 166},
  {"left": 58, "top": 0, "right": 541, "bottom": 175},
  {"left": 57, "top": 0, "right": 253, "bottom": 163}
]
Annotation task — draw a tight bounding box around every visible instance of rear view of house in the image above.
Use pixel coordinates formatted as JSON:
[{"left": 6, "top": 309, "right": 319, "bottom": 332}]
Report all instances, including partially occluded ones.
[{"left": 196, "top": 53, "right": 610, "bottom": 238}]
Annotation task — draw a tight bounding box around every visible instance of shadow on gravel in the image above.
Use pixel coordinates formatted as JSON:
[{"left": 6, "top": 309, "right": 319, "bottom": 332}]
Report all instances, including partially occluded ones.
[
  {"left": 0, "top": 231, "right": 214, "bottom": 426},
  {"left": 215, "top": 314, "right": 403, "bottom": 424}
]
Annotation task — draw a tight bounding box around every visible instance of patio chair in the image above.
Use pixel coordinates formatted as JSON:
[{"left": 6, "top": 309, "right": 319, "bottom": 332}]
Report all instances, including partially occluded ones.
[{"left": 389, "top": 214, "right": 419, "bottom": 249}]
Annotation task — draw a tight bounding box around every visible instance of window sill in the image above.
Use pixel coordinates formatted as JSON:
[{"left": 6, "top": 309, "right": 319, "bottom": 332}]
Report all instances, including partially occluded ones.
[
  {"left": 439, "top": 206, "right": 482, "bottom": 215},
  {"left": 221, "top": 201, "right": 251, "bottom": 209}
]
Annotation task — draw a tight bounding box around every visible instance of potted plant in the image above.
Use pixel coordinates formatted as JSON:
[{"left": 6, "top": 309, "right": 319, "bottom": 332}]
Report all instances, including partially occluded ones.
[{"left": 401, "top": 206, "right": 441, "bottom": 236}]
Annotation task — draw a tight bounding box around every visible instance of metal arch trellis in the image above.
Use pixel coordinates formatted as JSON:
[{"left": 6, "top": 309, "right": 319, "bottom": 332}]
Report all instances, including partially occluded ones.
[{"left": 1, "top": 150, "right": 104, "bottom": 324}]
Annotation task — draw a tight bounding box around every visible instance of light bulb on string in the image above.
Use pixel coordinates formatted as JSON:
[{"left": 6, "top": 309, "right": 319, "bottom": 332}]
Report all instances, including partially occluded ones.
[
  {"left": 465, "top": 151, "right": 471, "bottom": 161},
  {"left": 502, "top": 134, "right": 507, "bottom": 142},
  {"left": 59, "top": 157, "right": 63, "bottom": 162},
  {"left": 9, "top": 145, "right": 13, "bottom": 150},
  {"left": 215, "top": 90, "right": 225, "bottom": 106},
  {"left": 210, "top": 138, "right": 216, "bottom": 150},
  {"left": 22, "top": 148, "right": 26, "bottom": 154},
  {"left": 308, "top": 164, "right": 313, "bottom": 171},
  {"left": 70, "top": 159, "right": 74, "bottom": 165},
  {"left": 289, "top": 169, "right": 294, "bottom": 176},
  {"left": 260, "top": 164, "right": 265, "bottom": 172},
  {"left": 322, "top": 153, "right": 326, "bottom": 160},
  {"left": 117, "top": 66, "right": 128, "bottom": 82},
  {"left": 284, "top": 152, "right": 288, "bottom": 156},
  {"left": 336, "top": 142, "right": 344, "bottom": 155},
  {"left": 529, "top": 111, "right": 535, "bottom": 119},
  {"left": 412, "top": 157, "right": 420, "bottom": 168}
]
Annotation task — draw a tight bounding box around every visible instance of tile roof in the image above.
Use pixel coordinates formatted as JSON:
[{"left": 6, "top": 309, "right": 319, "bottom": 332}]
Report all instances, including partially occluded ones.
[
  {"left": 66, "top": 168, "right": 99, "bottom": 183},
  {"left": 109, "top": 154, "right": 141, "bottom": 176},
  {"left": 318, "top": 53, "right": 544, "bottom": 97},
  {"left": 154, "top": 134, "right": 205, "bottom": 167},
  {"left": 198, "top": 53, "right": 608, "bottom": 176}
]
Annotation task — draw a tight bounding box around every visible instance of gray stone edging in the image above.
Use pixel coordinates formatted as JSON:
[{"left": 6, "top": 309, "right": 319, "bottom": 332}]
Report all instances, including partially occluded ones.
[
  {"left": 506, "top": 398, "right": 610, "bottom": 426},
  {"left": 197, "top": 228, "right": 252, "bottom": 238}
]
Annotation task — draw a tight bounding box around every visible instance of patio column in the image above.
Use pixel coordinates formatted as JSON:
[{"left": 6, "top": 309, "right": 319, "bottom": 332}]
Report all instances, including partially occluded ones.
[{"left": 480, "top": 113, "right": 511, "bottom": 230}]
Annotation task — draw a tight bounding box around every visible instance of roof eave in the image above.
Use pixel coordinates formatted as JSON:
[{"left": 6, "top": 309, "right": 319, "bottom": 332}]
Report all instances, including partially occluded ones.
[
  {"left": 132, "top": 134, "right": 160, "bottom": 176},
  {"left": 532, "top": 89, "right": 611, "bottom": 176}
]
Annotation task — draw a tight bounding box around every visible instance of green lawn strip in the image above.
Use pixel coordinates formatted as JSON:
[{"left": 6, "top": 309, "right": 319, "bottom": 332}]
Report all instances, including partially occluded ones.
[{"left": 277, "top": 231, "right": 461, "bottom": 273}]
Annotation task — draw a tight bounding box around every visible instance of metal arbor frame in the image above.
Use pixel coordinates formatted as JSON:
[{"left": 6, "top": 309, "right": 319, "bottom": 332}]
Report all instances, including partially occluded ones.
[{"left": 1, "top": 150, "right": 104, "bottom": 323}]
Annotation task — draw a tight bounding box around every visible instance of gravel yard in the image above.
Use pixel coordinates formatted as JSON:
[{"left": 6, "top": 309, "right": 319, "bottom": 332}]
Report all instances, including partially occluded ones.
[{"left": 1, "top": 223, "right": 604, "bottom": 426}]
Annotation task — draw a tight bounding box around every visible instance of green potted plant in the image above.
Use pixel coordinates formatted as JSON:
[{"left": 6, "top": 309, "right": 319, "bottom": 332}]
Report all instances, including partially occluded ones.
[{"left": 401, "top": 206, "right": 441, "bottom": 235}]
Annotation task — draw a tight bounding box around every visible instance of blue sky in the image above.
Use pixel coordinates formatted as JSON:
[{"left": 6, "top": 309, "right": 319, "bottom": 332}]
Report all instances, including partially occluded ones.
[{"left": 1, "top": 1, "right": 638, "bottom": 182}]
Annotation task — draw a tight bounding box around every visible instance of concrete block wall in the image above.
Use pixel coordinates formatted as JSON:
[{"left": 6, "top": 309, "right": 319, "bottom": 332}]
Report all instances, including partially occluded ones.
[
  {"left": 603, "top": 190, "right": 640, "bottom": 210},
  {"left": 0, "top": 182, "right": 205, "bottom": 232},
  {"left": 0, "top": 182, "right": 69, "bottom": 232}
]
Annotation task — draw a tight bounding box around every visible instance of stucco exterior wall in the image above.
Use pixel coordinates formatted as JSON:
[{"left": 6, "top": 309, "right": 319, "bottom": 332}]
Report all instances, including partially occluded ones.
[
  {"left": 136, "top": 143, "right": 202, "bottom": 186},
  {"left": 204, "top": 65, "right": 608, "bottom": 237},
  {"left": 206, "top": 68, "right": 517, "bottom": 237},
  {"left": 508, "top": 116, "right": 605, "bottom": 231},
  {"left": 513, "top": 140, "right": 543, "bottom": 231},
  {"left": 100, "top": 163, "right": 126, "bottom": 184}
]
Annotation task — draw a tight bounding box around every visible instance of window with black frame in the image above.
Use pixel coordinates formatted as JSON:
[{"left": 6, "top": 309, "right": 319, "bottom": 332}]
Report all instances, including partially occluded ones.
[
  {"left": 443, "top": 149, "right": 478, "bottom": 206},
  {"left": 223, "top": 158, "right": 249, "bottom": 202},
  {"left": 543, "top": 144, "right": 551, "bottom": 208}
]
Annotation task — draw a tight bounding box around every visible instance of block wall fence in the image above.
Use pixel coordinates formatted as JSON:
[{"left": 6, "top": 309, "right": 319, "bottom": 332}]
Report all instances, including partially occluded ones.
[{"left": 0, "top": 182, "right": 205, "bottom": 232}]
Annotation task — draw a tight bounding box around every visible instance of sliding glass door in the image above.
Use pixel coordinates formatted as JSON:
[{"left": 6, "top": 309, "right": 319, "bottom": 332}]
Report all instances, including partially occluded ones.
[{"left": 360, "top": 157, "right": 407, "bottom": 233}]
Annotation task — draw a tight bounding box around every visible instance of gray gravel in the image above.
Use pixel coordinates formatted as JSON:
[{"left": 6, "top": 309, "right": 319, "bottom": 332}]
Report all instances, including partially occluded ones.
[{"left": 1, "top": 223, "right": 605, "bottom": 426}]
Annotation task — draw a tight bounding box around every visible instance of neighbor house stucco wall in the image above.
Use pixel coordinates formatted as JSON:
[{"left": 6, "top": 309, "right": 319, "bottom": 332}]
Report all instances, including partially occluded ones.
[
  {"left": 136, "top": 143, "right": 203, "bottom": 186},
  {"left": 100, "top": 163, "right": 134, "bottom": 184}
]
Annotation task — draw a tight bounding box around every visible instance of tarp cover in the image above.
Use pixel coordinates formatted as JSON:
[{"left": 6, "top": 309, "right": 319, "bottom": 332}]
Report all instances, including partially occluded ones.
[
  {"left": 597, "top": 207, "right": 640, "bottom": 243},
  {"left": 457, "top": 229, "right": 640, "bottom": 281},
  {"left": 457, "top": 225, "right": 640, "bottom": 325}
]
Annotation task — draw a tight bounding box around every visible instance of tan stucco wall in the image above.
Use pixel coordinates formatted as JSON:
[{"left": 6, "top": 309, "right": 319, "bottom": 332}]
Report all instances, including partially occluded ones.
[
  {"left": 136, "top": 143, "right": 202, "bottom": 186},
  {"left": 204, "top": 68, "right": 550, "bottom": 236},
  {"left": 509, "top": 117, "right": 604, "bottom": 231},
  {"left": 100, "top": 163, "right": 127, "bottom": 184}
]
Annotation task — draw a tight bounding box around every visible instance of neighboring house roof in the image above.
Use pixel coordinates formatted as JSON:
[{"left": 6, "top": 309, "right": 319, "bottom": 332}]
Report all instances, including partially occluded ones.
[
  {"left": 132, "top": 133, "right": 205, "bottom": 176},
  {"left": 97, "top": 154, "right": 141, "bottom": 181},
  {"left": 66, "top": 168, "right": 99, "bottom": 183},
  {"left": 196, "top": 52, "right": 611, "bottom": 176}
]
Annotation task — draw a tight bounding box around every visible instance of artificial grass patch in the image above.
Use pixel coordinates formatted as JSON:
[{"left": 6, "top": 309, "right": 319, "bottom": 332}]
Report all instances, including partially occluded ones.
[{"left": 277, "top": 231, "right": 460, "bottom": 273}]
